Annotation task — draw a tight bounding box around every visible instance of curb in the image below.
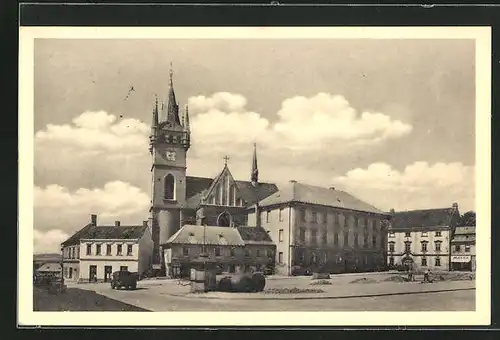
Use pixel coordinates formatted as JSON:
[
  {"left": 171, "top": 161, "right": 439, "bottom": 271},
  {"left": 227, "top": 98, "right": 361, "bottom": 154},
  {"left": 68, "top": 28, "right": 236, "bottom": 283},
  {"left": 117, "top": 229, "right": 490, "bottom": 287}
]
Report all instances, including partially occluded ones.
[{"left": 165, "top": 287, "right": 475, "bottom": 301}]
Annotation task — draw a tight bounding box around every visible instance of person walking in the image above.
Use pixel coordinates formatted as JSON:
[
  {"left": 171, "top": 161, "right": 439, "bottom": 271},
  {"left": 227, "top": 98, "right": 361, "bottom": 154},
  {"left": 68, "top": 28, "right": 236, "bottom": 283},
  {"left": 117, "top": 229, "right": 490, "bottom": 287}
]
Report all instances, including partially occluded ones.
[{"left": 423, "top": 269, "right": 432, "bottom": 283}]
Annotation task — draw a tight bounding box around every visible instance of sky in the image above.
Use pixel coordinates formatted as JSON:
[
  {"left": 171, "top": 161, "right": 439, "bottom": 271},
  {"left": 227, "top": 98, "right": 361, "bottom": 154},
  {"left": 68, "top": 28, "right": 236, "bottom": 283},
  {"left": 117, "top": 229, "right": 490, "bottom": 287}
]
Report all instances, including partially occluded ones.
[{"left": 33, "top": 38, "right": 476, "bottom": 253}]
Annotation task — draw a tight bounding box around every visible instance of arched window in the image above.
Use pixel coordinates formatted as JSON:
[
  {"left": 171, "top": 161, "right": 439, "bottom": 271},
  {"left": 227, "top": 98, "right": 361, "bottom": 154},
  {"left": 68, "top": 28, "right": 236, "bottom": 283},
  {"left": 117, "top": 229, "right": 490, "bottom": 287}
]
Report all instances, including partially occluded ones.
[
  {"left": 164, "top": 174, "right": 175, "bottom": 200},
  {"left": 217, "top": 211, "right": 231, "bottom": 227}
]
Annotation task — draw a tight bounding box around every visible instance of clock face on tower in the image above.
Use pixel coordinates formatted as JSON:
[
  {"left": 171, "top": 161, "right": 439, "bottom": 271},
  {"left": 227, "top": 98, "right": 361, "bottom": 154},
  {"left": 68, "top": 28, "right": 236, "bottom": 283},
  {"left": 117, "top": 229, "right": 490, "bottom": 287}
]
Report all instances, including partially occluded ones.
[{"left": 165, "top": 150, "right": 176, "bottom": 161}]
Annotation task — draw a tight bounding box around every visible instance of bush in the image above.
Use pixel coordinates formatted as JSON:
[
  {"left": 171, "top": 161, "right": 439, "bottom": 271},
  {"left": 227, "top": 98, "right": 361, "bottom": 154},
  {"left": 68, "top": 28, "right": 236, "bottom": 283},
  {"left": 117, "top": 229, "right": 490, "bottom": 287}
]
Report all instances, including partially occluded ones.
[
  {"left": 251, "top": 272, "right": 266, "bottom": 292},
  {"left": 310, "top": 279, "right": 332, "bottom": 285},
  {"left": 217, "top": 276, "right": 233, "bottom": 292}
]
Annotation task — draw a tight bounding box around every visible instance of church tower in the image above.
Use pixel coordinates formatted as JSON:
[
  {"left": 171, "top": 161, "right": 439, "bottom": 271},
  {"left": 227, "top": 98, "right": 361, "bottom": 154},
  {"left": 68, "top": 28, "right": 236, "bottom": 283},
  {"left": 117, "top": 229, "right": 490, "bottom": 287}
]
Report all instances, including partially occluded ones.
[{"left": 149, "top": 64, "right": 191, "bottom": 273}]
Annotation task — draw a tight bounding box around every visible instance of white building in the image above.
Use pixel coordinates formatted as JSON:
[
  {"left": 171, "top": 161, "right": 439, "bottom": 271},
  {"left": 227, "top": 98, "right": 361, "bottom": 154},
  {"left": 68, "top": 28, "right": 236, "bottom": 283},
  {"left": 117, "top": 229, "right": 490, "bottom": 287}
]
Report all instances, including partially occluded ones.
[
  {"left": 61, "top": 214, "right": 153, "bottom": 283},
  {"left": 387, "top": 203, "right": 461, "bottom": 271}
]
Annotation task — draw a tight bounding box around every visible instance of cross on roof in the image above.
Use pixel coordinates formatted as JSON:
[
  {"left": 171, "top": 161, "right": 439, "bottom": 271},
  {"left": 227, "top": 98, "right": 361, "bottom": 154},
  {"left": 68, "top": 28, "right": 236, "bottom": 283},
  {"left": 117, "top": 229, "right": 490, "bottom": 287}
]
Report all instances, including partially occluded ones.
[{"left": 223, "top": 155, "right": 230, "bottom": 165}]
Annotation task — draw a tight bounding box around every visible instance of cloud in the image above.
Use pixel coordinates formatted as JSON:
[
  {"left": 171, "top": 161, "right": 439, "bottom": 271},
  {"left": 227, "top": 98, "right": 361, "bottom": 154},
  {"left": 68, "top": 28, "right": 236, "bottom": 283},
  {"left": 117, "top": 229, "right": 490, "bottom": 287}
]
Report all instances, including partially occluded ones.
[
  {"left": 334, "top": 161, "right": 475, "bottom": 211},
  {"left": 34, "top": 181, "right": 150, "bottom": 253},
  {"left": 189, "top": 92, "right": 412, "bottom": 156},
  {"left": 34, "top": 229, "right": 69, "bottom": 254},
  {"left": 35, "top": 110, "right": 149, "bottom": 153}
]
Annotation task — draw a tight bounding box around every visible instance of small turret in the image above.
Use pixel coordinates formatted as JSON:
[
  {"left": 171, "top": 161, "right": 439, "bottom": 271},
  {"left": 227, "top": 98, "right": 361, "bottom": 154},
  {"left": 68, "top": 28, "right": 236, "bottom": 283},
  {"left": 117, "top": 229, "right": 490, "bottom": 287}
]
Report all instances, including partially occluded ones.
[
  {"left": 181, "top": 104, "right": 191, "bottom": 151},
  {"left": 149, "top": 97, "right": 159, "bottom": 154}
]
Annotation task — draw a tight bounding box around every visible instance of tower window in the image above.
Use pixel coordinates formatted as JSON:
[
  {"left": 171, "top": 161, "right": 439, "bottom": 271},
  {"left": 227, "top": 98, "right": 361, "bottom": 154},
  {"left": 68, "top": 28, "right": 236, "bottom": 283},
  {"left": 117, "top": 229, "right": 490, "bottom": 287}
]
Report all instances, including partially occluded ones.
[{"left": 164, "top": 174, "right": 175, "bottom": 200}]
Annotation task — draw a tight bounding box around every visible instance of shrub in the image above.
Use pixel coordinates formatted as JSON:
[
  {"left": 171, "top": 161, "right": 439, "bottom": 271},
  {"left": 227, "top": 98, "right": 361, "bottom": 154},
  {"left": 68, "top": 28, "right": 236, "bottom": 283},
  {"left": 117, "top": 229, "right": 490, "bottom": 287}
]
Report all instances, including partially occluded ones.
[
  {"left": 310, "top": 279, "right": 332, "bottom": 285},
  {"left": 251, "top": 272, "right": 266, "bottom": 292}
]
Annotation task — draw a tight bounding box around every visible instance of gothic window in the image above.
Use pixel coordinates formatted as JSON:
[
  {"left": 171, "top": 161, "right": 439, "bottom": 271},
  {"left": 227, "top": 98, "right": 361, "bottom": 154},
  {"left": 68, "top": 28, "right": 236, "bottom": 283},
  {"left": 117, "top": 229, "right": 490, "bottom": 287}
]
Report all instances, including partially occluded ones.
[
  {"left": 164, "top": 174, "right": 175, "bottom": 200},
  {"left": 215, "top": 185, "right": 221, "bottom": 205},
  {"left": 217, "top": 211, "right": 231, "bottom": 227},
  {"left": 229, "top": 185, "right": 235, "bottom": 206},
  {"left": 221, "top": 180, "right": 228, "bottom": 206}
]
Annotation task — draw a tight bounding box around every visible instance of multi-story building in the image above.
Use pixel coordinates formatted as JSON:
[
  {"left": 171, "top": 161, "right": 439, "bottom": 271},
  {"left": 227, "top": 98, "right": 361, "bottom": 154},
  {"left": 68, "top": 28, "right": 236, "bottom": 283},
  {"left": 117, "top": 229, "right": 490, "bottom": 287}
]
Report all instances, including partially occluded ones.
[
  {"left": 387, "top": 203, "right": 461, "bottom": 271},
  {"left": 163, "top": 224, "right": 275, "bottom": 277},
  {"left": 61, "top": 214, "right": 154, "bottom": 282},
  {"left": 451, "top": 226, "right": 476, "bottom": 271},
  {"left": 247, "top": 180, "right": 390, "bottom": 275}
]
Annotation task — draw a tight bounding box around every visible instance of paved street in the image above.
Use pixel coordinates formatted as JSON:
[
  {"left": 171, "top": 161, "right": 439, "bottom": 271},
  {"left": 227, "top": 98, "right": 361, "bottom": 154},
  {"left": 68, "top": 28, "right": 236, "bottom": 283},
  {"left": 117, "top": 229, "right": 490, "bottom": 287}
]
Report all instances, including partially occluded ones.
[{"left": 69, "top": 272, "right": 475, "bottom": 311}]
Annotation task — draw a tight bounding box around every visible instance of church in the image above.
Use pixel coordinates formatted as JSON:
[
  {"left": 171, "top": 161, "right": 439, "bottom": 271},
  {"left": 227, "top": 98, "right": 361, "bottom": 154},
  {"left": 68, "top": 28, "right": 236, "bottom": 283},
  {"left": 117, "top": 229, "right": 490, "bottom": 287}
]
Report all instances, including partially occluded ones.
[{"left": 149, "top": 67, "right": 390, "bottom": 277}]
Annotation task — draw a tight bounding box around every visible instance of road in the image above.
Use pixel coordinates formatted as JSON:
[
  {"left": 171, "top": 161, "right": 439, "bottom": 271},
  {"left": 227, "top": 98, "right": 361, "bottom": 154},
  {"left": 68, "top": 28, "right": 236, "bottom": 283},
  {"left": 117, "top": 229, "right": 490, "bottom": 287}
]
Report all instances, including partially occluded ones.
[{"left": 73, "top": 280, "right": 475, "bottom": 312}]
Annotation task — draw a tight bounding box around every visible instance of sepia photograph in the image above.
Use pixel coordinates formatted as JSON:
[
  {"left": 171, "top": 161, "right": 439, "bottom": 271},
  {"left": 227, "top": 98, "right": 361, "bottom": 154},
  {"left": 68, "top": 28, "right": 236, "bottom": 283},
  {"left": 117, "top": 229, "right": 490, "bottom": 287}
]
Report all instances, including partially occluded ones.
[{"left": 18, "top": 26, "right": 491, "bottom": 326}]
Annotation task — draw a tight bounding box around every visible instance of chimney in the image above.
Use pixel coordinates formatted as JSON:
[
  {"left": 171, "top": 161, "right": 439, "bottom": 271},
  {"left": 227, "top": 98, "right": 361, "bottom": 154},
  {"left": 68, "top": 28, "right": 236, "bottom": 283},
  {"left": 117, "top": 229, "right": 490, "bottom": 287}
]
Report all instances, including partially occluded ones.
[
  {"left": 390, "top": 209, "right": 395, "bottom": 215},
  {"left": 452, "top": 202, "right": 458, "bottom": 209},
  {"left": 115, "top": 221, "right": 120, "bottom": 227},
  {"left": 143, "top": 220, "right": 148, "bottom": 227},
  {"left": 91, "top": 214, "right": 97, "bottom": 226}
]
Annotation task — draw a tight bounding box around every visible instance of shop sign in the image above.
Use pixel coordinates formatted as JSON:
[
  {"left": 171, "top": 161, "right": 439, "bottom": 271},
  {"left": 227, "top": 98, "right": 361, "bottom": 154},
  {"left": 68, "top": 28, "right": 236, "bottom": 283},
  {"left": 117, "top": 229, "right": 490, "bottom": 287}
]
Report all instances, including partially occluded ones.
[{"left": 451, "top": 255, "right": 471, "bottom": 263}]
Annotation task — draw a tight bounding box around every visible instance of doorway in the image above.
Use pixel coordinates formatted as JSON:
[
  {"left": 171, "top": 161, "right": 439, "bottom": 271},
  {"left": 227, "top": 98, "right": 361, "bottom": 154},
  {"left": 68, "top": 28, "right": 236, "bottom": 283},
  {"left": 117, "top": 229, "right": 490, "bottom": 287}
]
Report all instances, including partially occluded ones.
[
  {"left": 89, "top": 265, "right": 97, "bottom": 282},
  {"left": 104, "top": 266, "right": 112, "bottom": 282}
]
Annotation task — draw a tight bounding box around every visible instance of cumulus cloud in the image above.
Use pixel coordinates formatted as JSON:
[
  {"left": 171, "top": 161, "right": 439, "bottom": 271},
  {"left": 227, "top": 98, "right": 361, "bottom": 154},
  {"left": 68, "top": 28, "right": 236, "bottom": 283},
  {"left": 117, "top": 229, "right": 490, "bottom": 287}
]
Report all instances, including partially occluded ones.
[
  {"left": 334, "top": 161, "right": 475, "bottom": 211},
  {"left": 35, "top": 110, "right": 149, "bottom": 153},
  {"left": 34, "top": 181, "right": 150, "bottom": 253},
  {"left": 34, "top": 229, "right": 69, "bottom": 254},
  {"left": 189, "top": 92, "right": 412, "bottom": 155}
]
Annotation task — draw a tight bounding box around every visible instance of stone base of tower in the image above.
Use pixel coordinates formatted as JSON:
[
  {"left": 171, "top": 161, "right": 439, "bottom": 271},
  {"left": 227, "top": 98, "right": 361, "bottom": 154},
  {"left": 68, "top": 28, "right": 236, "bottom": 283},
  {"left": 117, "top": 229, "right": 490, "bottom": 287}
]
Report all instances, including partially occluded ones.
[{"left": 150, "top": 209, "right": 181, "bottom": 277}]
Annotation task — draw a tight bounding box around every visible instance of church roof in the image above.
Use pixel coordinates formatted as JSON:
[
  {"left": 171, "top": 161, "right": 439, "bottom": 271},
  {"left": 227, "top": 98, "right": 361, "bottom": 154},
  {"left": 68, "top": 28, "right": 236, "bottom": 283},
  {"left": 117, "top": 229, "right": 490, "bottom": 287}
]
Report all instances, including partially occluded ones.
[
  {"left": 390, "top": 208, "right": 457, "bottom": 231},
  {"left": 183, "top": 175, "right": 278, "bottom": 209},
  {"left": 166, "top": 225, "right": 245, "bottom": 246},
  {"left": 236, "top": 226, "right": 274, "bottom": 245},
  {"left": 62, "top": 224, "right": 149, "bottom": 246},
  {"left": 36, "top": 262, "right": 61, "bottom": 273},
  {"left": 256, "top": 181, "right": 386, "bottom": 215}
]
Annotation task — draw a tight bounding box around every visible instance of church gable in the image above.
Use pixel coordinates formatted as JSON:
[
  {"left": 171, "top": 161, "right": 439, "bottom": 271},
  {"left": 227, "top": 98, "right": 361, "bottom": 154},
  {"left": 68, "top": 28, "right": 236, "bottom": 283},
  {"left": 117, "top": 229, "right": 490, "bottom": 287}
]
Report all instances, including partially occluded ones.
[{"left": 202, "top": 166, "right": 246, "bottom": 207}]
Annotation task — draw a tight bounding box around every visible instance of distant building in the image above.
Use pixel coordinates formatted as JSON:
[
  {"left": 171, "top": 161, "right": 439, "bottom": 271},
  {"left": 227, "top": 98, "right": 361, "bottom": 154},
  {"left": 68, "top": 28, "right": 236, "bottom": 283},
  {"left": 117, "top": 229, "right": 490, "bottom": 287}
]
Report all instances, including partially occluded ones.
[
  {"left": 33, "top": 253, "right": 61, "bottom": 272},
  {"left": 247, "top": 180, "right": 391, "bottom": 275},
  {"left": 387, "top": 203, "right": 461, "bottom": 271},
  {"left": 163, "top": 225, "right": 275, "bottom": 277},
  {"left": 35, "top": 262, "right": 62, "bottom": 278},
  {"left": 451, "top": 226, "right": 476, "bottom": 271},
  {"left": 61, "top": 215, "right": 153, "bottom": 283}
]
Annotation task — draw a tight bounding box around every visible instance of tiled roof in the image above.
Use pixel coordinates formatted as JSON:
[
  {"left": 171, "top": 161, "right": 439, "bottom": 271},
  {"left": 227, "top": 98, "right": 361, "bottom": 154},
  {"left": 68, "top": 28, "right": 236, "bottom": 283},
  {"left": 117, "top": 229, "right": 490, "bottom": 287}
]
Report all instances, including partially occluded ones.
[
  {"left": 62, "top": 225, "right": 148, "bottom": 246},
  {"left": 186, "top": 176, "right": 213, "bottom": 199},
  {"left": 61, "top": 223, "right": 94, "bottom": 246},
  {"left": 166, "top": 225, "right": 245, "bottom": 246},
  {"left": 236, "top": 226, "right": 274, "bottom": 245},
  {"left": 451, "top": 234, "right": 476, "bottom": 243},
  {"left": 36, "top": 262, "right": 61, "bottom": 273},
  {"left": 184, "top": 175, "right": 278, "bottom": 208},
  {"left": 235, "top": 181, "right": 278, "bottom": 206},
  {"left": 256, "top": 181, "right": 386, "bottom": 215},
  {"left": 390, "top": 208, "right": 457, "bottom": 230}
]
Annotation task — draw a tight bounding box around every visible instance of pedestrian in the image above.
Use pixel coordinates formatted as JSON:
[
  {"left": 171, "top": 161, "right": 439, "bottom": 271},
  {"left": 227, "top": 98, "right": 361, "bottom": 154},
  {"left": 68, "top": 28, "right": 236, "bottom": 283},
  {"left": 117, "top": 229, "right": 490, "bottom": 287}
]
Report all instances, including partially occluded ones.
[{"left": 423, "top": 269, "right": 431, "bottom": 283}]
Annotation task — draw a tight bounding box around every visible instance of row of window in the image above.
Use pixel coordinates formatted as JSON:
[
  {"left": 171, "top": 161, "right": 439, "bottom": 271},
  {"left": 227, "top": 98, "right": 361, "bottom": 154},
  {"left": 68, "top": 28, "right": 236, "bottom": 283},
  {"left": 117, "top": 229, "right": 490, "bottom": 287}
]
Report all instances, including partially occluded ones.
[
  {"left": 182, "top": 247, "right": 273, "bottom": 258},
  {"left": 65, "top": 247, "right": 80, "bottom": 259},
  {"left": 86, "top": 244, "right": 133, "bottom": 256},
  {"left": 298, "top": 228, "right": 380, "bottom": 248},
  {"left": 389, "top": 231, "right": 443, "bottom": 238},
  {"left": 388, "top": 257, "right": 441, "bottom": 267},
  {"left": 389, "top": 241, "right": 443, "bottom": 253},
  {"left": 454, "top": 244, "right": 472, "bottom": 253}
]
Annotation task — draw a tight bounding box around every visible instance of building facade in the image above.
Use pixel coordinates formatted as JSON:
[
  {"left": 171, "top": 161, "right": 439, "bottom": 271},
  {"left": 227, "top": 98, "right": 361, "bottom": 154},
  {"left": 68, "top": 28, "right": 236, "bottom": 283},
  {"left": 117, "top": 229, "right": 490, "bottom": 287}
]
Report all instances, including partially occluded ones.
[
  {"left": 450, "top": 226, "right": 476, "bottom": 271},
  {"left": 387, "top": 203, "right": 461, "bottom": 271},
  {"left": 61, "top": 215, "right": 153, "bottom": 282},
  {"left": 247, "top": 180, "right": 390, "bottom": 275},
  {"left": 163, "top": 225, "right": 275, "bottom": 277}
]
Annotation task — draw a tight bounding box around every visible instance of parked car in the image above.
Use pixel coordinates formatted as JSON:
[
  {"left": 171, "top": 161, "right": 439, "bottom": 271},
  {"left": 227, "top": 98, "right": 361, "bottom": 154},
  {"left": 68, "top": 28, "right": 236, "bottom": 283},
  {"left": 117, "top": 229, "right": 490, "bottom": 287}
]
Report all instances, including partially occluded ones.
[{"left": 110, "top": 270, "right": 137, "bottom": 290}]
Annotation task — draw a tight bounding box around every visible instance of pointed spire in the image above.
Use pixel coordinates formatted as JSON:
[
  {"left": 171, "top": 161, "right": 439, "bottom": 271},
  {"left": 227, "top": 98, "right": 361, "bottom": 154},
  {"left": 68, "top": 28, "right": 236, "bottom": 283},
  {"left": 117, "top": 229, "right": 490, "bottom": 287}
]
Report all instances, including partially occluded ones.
[
  {"left": 152, "top": 95, "right": 159, "bottom": 129},
  {"left": 162, "top": 62, "right": 181, "bottom": 125},
  {"left": 184, "top": 104, "right": 190, "bottom": 131},
  {"left": 251, "top": 143, "right": 258, "bottom": 186}
]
